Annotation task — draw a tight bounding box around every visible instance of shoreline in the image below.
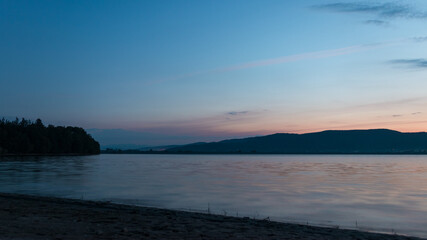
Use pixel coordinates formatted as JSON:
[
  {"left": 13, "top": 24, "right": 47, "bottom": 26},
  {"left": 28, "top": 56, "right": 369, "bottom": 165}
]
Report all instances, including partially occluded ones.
[
  {"left": 101, "top": 151, "right": 427, "bottom": 155},
  {"left": 0, "top": 153, "right": 100, "bottom": 157},
  {"left": 0, "top": 193, "right": 423, "bottom": 239},
  {"left": 3, "top": 152, "right": 427, "bottom": 156}
]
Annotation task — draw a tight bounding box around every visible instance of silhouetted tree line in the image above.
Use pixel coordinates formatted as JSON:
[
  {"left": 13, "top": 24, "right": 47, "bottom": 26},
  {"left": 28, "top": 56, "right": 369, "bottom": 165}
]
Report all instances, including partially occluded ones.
[{"left": 0, "top": 118, "right": 100, "bottom": 155}]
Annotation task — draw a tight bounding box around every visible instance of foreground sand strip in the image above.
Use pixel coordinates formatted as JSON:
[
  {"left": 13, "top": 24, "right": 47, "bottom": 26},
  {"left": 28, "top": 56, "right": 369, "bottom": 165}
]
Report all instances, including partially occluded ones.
[{"left": 0, "top": 193, "right": 423, "bottom": 240}]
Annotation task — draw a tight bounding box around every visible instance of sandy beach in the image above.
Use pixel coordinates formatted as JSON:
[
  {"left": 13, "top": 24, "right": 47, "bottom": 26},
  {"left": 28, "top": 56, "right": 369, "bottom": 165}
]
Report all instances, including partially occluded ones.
[{"left": 0, "top": 193, "right": 423, "bottom": 240}]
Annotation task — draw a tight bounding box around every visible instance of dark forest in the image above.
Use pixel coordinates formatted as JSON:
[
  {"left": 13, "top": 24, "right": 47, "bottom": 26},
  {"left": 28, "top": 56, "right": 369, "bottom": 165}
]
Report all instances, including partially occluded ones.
[{"left": 0, "top": 118, "right": 100, "bottom": 155}]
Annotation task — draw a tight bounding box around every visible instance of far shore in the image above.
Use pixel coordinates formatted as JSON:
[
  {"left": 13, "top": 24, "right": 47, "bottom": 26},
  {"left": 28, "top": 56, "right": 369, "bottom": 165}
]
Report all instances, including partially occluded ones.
[
  {"left": 0, "top": 193, "right": 423, "bottom": 240},
  {"left": 101, "top": 150, "right": 427, "bottom": 155},
  {"left": 0, "top": 153, "right": 100, "bottom": 157},
  {"left": 3, "top": 152, "right": 427, "bottom": 157}
]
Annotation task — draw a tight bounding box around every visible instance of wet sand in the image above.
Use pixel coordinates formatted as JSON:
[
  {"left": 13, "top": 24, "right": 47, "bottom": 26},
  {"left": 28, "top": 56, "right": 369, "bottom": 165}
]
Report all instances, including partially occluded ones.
[{"left": 0, "top": 193, "right": 423, "bottom": 240}]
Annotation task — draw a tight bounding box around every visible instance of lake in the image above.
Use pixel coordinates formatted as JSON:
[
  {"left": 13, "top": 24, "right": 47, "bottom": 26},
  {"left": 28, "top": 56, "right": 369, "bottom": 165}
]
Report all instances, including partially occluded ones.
[{"left": 1, "top": 154, "right": 426, "bottom": 237}]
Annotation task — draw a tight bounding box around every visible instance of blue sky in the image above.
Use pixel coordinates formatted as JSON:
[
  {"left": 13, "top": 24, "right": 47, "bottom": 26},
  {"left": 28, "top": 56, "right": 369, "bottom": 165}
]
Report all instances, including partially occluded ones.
[{"left": 2, "top": 0, "right": 427, "bottom": 145}]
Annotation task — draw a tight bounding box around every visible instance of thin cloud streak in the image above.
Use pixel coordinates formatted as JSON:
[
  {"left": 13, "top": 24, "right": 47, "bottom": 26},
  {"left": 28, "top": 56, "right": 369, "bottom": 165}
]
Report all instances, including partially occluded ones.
[
  {"left": 149, "top": 42, "right": 388, "bottom": 85},
  {"left": 121, "top": 110, "right": 272, "bottom": 137},
  {"left": 280, "top": 97, "right": 425, "bottom": 118},
  {"left": 227, "top": 111, "right": 249, "bottom": 116},
  {"left": 349, "top": 97, "right": 424, "bottom": 110},
  {"left": 313, "top": 2, "right": 427, "bottom": 19},
  {"left": 364, "top": 19, "right": 390, "bottom": 27},
  {"left": 215, "top": 44, "right": 379, "bottom": 72},
  {"left": 412, "top": 37, "right": 427, "bottom": 42},
  {"left": 389, "top": 59, "right": 427, "bottom": 69}
]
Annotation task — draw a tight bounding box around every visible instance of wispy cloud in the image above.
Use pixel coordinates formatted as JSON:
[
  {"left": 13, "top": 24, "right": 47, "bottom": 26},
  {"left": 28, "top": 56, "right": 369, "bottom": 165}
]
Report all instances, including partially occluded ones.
[
  {"left": 149, "top": 43, "right": 386, "bottom": 84},
  {"left": 290, "top": 97, "right": 425, "bottom": 119},
  {"left": 351, "top": 97, "right": 425, "bottom": 110},
  {"left": 227, "top": 111, "right": 249, "bottom": 116},
  {"left": 389, "top": 59, "right": 427, "bottom": 69},
  {"left": 412, "top": 37, "right": 427, "bottom": 42},
  {"left": 313, "top": 2, "right": 427, "bottom": 19},
  {"left": 149, "top": 36, "right": 423, "bottom": 85},
  {"left": 389, "top": 112, "right": 422, "bottom": 118},
  {"left": 364, "top": 19, "right": 390, "bottom": 27},
  {"left": 122, "top": 109, "right": 273, "bottom": 138},
  {"left": 215, "top": 44, "right": 379, "bottom": 72}
]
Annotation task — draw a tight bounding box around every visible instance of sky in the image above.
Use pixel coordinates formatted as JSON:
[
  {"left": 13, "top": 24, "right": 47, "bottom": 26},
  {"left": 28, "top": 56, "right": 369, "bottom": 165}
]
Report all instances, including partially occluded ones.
[{"left": 2, "top": 0, "right": 427, "bottom": 146}]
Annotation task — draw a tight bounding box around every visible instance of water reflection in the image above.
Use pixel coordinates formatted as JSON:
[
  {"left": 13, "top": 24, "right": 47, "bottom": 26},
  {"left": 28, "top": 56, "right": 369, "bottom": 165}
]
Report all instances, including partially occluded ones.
[
  {"left": 0, "top": 156, "right": 94, "bottom": 196},
  {"left": 1, "top": 154, "right": 427, "bottom": 237}
]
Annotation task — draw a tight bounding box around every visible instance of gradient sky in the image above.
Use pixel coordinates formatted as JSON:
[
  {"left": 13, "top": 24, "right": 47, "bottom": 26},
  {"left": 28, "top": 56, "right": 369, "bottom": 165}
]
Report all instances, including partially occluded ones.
[{"left": 2, "top": 0, "right": 427, "bottom": 145}]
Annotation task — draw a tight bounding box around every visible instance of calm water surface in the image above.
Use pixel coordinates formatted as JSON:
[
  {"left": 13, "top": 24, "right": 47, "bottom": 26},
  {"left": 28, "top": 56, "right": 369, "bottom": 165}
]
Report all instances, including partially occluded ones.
[{"left": 1, "top": 154, "right": 427, "bottom": 237}]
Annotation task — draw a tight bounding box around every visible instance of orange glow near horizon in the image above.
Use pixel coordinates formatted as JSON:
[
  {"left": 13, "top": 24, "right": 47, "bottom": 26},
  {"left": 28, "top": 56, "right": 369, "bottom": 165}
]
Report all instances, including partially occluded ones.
[{"left": 121, "top": 110, "right": 427, "bottom": 139}]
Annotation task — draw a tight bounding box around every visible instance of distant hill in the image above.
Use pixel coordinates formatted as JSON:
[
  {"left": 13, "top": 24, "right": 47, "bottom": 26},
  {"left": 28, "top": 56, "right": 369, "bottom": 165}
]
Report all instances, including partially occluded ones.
[
  {"left": 101, "top": 144, "right": 182, "bottom": 151},
  {"left": 86, "top": 128, "right": 238, "bottom": 147},
  {"left": 168, "top": 129, "right": 427, "bottom": 154},
  {"left": 101, "top": 144, "right": 150, "bottom": 150},
  {"left": 0, "top": 118, "right": 100, "bottom": 155}
]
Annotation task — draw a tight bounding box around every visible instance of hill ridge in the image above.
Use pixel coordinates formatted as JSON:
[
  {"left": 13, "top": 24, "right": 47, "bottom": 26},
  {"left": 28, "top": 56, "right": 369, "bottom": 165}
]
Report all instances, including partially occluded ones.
[{"left": 168, "top": 129, "right": 427, "bottom": 154}]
